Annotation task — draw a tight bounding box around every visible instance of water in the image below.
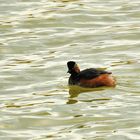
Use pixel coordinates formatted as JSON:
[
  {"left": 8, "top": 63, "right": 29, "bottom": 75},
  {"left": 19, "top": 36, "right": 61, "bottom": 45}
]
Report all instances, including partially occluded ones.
[{"left": 0, "top": 0, "right": 140, "bottom": 139}]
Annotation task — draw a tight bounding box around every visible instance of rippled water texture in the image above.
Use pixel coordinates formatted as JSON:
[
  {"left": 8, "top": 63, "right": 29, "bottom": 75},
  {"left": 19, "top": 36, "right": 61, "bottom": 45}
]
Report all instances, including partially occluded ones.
[{"left": 0, "top": 0, "right": 140, "bottom": 139}]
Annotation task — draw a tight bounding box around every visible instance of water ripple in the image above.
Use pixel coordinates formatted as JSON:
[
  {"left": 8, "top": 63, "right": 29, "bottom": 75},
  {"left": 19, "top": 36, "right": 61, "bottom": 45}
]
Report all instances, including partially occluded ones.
[{"left": 0, "top": 0, "right": 140, "bottom": 139}]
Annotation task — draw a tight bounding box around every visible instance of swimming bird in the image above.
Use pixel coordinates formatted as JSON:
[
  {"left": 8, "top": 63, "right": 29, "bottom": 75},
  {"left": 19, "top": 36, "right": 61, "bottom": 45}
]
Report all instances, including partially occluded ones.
[{"left": 67, "top": 61, "right": 116, "bottom": 88}]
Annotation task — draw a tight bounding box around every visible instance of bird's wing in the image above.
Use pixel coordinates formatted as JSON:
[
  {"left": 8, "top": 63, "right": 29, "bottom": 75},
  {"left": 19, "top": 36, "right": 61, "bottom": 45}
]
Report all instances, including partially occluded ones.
[{"left": 78, "top": 68, "right": 111, "bottom": 79}]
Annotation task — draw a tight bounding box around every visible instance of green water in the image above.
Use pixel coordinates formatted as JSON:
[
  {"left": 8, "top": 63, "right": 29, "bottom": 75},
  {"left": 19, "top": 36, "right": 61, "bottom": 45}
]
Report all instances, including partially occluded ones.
[{"left": 0, "top": 0, "right": 140, "bottom": 139}]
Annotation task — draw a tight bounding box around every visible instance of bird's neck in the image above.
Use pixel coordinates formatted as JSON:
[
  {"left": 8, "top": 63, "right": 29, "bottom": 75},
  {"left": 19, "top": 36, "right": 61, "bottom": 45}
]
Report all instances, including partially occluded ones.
[{"left": 70, "top": 71, "right": 79, "bottom": 78}]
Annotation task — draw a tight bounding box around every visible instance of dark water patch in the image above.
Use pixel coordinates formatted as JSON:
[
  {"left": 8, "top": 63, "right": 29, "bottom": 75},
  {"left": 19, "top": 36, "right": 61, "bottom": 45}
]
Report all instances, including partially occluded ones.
[{"left": 80, "top": 98, "right": 111, "bottom": 103}]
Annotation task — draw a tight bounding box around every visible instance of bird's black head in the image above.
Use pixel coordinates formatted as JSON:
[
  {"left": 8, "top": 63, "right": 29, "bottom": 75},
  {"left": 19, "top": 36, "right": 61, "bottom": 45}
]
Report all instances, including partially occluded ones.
[
  {"left": 67, "top": 61, "right": 76, "bottom": 69},
  {"left": 67, "top": 61, "right": 80, "bottom": 74}
]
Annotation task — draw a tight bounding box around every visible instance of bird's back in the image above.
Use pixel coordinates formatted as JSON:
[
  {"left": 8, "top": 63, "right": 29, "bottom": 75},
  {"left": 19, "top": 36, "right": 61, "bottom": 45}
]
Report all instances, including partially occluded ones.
[{"left": 78, "top": 68, "right": 111, "bottom": 80}]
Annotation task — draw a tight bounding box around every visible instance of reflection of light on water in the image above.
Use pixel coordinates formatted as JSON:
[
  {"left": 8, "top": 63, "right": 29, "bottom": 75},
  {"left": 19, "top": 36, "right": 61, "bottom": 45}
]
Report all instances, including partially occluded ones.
[
  {"left": 0, "top": 0, "right": 140, "bottom": 139},
  {"left": 111, "top": 60, "right": 136, "bottom": 66},
  {"left": 69, "top": 85, "right": 107, "bottom": 97},
  {"left": 67, "top": 85, "right": 111, "bottom": 104}
]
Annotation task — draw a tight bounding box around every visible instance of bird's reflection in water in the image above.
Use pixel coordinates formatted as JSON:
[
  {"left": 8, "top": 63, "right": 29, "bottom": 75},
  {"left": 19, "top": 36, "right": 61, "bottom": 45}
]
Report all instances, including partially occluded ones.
[{"left": 67, "top": 85, "right": 106, "bottom": 104}]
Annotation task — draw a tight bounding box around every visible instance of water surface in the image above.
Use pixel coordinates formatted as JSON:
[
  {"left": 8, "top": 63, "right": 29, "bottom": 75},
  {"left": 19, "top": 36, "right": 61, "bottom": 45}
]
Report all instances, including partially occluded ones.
[{"left": 0, "top": 0, "right": 140, "bottom": 139}]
